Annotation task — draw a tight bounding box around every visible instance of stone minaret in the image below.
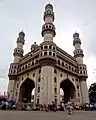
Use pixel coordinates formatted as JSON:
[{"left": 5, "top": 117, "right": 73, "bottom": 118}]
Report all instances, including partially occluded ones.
[
  {"left": 73, "top": 32, "right": 89, "bottom": 104},
  {"left": 13, "top": 31, "right": 25, "bottom": 63},
  {"left": 39, "top": 4, "right": 56, "bottom": 105},
  {"left": 8, "top": 31, "right": 25, "bottom": 100},
  {"left": 41, "top": 3, "right": 56, "bottom": 41}
]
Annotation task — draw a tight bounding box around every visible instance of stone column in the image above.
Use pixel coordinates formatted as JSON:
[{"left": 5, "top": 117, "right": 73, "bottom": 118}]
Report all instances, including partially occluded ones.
[
  {"left": 7, "top": 80, "right": 16, "bottom": 100},
  {"left": 40, "top": 66, "right": 54, "bottom": 105},
  {"left": 80, "top": 79, "right": 89, "bottom": 104}
]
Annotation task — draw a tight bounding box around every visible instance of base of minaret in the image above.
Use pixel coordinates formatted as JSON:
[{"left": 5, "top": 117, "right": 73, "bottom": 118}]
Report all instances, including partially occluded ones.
[{"left": 80, "top": 79, "right": 89, "bottom": 104}]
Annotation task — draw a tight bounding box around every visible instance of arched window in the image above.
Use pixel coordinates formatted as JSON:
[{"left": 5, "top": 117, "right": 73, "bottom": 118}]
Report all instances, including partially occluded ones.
[
  {"left": 30, "top": 54, "right": 32, "bottom": 57},
  {"left": 60, "top": 73, "right": 62, "bottom": 77},
  {"left": 25, "top": 65, "right": 27, "bottom": 68},
  {"left": 54, "top": 77, "right": 57, "bottom": 83},
  {"left": 22, "top": 67, "right": 24, "bottom": 70},
  {"left": 14, "top": 70, "right": 15, "bottom": 73},
  {"left": 44, "top": 52, "right": 47, "bottom": 55},
  {"left": 41, "top": 46, "right": 43, "bottom": 50},
  {"left": 33, "top": 73, "right": 35, "bottom": 77},
  {"left": 28, "top": 63, "right": 30, "bottom": 66},
  {"left": 32, "top": 62, "right": 34, "bottom": 65},
  {"left": 27, "top": 73, "right": 29, "bottom": 76},
  {"left": 39, "top": 69, "right": 41, "bottom": 74},
  {"left": 44, "top": 46, "right": 48, "bottom": 49},
  {"left": 78, "top": 92, "right": 80, "bottom": 97},
  {"left": 69, "top": 66, "right": 71, "bottom": 69},
  {"left": 14, "top": 66, "right": 16, "bottom": 68},
  {"left": 54, "top": 69, "right": 57, "bottom": 74},
  {"left": 62, "top": 62, "right": 64, "bottom": 67},
  {"left": 49, "top": 45, "right": 52, "bottom": 49},
  {"left": 65, "top": 64, "right": 68, "bottom": 68},
  {"left": 49, "top": 25, "right": 51, "bottom": 28},
  {"left": 41, "top": 53, "right": 42, "bottom": 56},
  {"left": 84, "top": 71, "right": 85, "bottom": 74},
  {"left": 58, "top": 60, "right": 60, "bottom": 65},
  {"left": 53, "top": 53, "right": 55, "bottom": 57},
  {"left": 49, "top": 51, "right": 52, "bottom": 55},
  {"left": 80, "top": 71, "right": 82, "bottom": 74},
  {"left": 76, "top": 79, "right": 78, "bottom": 82},
  {"left": 54, "top": 88, "right": 57, "bottom": 94},
  {"left": 80, "top": 67, "right": 82, "bottom": 69},
  {"left": 38, "top": 77, "right": 41, "bottom": 82},
  {"left": 38, "top": 87, "right": 40, "bottom": 92},
  {"left": 53, "top": 47, "right": 55, "bottom": 50},
  {"left": 37, "top": 98, "right": 39, "bottom": 104},
  {"left": 46, "top": 25, "right": 48, "bottom": 28},
  {"left": 36, "top": 60, "right": 38, "bottom": 64},
  {"left": 77, "top": 85, "right": 79, "bottom": 89}
]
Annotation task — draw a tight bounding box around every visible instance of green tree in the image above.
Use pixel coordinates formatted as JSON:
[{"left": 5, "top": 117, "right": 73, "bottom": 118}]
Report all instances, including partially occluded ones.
[{"left": 89, "top": 83, "right": 96, "bottom": 103}]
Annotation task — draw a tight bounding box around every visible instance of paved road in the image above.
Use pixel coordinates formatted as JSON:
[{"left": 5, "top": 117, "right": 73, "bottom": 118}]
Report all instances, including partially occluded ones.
[{"left": 0, "top": 110, "right": 96, "bottom": 120}]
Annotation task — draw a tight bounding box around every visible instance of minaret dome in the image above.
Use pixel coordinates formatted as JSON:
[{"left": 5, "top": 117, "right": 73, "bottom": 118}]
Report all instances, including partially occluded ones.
[{"left": 19, "top": 31, "right": 25, "bottom": 38}]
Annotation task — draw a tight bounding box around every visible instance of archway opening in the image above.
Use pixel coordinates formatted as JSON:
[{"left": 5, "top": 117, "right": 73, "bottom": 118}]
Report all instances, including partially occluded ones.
[
  {"left": 19, "top": 78, "right": 35, "bottom": 103},
  {"left": 60, "top": 79, "right": 75, "bottom": 103}
]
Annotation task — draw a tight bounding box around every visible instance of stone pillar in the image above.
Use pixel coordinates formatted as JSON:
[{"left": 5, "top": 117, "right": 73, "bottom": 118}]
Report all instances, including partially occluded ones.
[
  {"left": 7, "top": 80, "right": 16, "bottom": 100},
  {"left": 80, "top": 80, "right": 89, "bottom": 104},
  {"left": 40, "top": 66, "right": 54, "bottom": 105}
]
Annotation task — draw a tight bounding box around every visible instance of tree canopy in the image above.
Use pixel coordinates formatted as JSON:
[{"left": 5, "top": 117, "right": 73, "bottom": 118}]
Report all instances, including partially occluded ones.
[{"left": 89, "top": 82, "right": 96, "bottom": 103}]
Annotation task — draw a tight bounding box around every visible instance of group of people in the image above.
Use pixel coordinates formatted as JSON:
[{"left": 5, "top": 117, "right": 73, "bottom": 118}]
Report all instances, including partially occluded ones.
[{"left": 0, "top": 100, "right": 75, "bottom": 115}]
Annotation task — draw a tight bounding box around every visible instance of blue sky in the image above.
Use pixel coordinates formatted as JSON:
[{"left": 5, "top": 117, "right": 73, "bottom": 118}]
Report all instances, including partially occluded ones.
[{"left": 0, "top": 0, "right": 96, "bottom": 94}]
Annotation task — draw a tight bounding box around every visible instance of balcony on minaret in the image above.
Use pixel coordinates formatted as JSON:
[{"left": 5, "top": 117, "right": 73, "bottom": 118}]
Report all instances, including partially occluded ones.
[
  {"left": 42, "top": 23, "right": 56, "bottom": 37},
  {"left": 44, "top": 10, "right": 54, "bottom": 22},
  {"left": 8, "top": 63, "right": 18, "bottom": 77},
  {"left": 13, "top": 48, "right": 24, "bottom": 57},
  {"left": 78, "top": 64, "right": 88, "bottom": 78},
  {"left": 73, "top": 49, "right": 84, "bottom": 58}
]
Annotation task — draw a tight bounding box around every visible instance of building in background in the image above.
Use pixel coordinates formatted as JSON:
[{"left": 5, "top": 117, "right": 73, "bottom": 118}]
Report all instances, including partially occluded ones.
[{"left": 7, "top": 3, "right": 89, "bottom": 106}]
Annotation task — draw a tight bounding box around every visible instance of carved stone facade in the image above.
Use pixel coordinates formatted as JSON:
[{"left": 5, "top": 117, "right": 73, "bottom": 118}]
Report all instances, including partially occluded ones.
[{"left": 8, "top": 4, "right": 89, "bottom": 106}]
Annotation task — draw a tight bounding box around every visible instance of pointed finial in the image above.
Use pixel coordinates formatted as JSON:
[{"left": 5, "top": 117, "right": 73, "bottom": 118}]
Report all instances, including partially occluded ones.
[{"left": 21, "top": 29, "right": 24, "bottom": 32}]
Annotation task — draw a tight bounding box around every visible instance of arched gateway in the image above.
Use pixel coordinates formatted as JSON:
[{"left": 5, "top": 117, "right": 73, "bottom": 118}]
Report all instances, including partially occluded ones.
[
  {"left": 8, "top": 3, "right": 89, "bottom": 106},
  {"left": 19, "top": 78, "right": 35, "bottom": 103},
  {"left": 60, "top": 79, "right": 76, "bottom": 103}
]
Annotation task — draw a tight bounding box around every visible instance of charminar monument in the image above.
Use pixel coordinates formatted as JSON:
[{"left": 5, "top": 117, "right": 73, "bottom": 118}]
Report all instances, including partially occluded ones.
[{"left": 8, "top": 3, "right": 89, "bottom": 106}]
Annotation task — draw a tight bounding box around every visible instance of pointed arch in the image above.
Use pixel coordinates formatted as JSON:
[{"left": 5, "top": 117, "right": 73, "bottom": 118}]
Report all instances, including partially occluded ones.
[
  {"left": 19, "top": 78, "right": 35, "bottom": 103},
  {"left": 60, "top": 78, "right": 76, "bottom": 103}
]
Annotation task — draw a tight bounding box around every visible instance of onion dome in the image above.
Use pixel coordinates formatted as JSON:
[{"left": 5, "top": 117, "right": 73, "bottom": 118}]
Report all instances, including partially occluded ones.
[
  {"left": 31, "top": 42, "right": 38, "bottom": 51},
  {"left": 19, "top": 31, "right": 25, "bottom": 38}
]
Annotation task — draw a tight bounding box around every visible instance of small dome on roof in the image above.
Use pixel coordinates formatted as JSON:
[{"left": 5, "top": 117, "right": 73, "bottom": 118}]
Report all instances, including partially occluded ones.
[{"left": 31, "top": 42, "right": 38, "bottom": 51}]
